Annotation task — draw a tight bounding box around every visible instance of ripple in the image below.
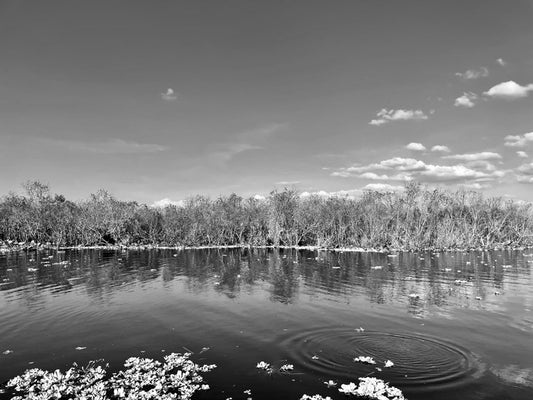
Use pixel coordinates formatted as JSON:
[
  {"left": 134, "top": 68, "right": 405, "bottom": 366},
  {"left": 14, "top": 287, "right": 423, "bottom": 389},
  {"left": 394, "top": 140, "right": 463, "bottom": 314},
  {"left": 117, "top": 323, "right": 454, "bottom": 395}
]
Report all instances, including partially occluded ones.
[{"left": 278, "top": 327, "right": 484, "bottom": 390}]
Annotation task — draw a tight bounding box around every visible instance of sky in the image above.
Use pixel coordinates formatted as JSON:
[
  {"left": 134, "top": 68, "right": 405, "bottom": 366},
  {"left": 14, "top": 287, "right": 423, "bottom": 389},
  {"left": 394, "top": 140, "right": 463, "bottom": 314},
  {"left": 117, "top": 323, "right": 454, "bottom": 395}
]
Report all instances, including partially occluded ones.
[{"left": 1, "top": 0, "right": 533, "bottom": 204}]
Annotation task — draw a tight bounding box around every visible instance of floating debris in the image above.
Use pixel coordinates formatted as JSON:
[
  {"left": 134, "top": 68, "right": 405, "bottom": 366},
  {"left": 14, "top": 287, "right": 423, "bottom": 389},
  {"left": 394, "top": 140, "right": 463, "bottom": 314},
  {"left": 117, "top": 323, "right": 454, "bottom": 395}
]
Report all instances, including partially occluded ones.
[
  {"left": 300, "top": 395, "right": 332, "bottom": 400},
  {"left": 371, "top": 266, "right": 383, "bottom": 270},
  {"left": 280, "top": 364, "right": 294, "bottom": 372},
  {"left": 256, "top": 361, "right": 271, "bottom": 370},
  {"left": 243, "top": 389, "right": 252, "bottom": 395},
  {"left": 408, "top": 293, "right": 420, "bottom": 299},
  {"left": 312, "top": 355, "right": 320, "bottom": 360},
  {"left": 324, "top": 380, "right": 337, "bottom": 387},
  {"left": 355, "top": 327, "right": 365, "bottom": 332},
  {"left": 75, "top": 346, "right": 87, "bottom": 350},
  {"left": 3, "top": 350, "right": 13, "bottom": 355},
  {"left": 353, "top": 356, "right": 376, "bottom": 365},
  {"left": 384, "top": 360, "right": 394, "bottom": 368}
]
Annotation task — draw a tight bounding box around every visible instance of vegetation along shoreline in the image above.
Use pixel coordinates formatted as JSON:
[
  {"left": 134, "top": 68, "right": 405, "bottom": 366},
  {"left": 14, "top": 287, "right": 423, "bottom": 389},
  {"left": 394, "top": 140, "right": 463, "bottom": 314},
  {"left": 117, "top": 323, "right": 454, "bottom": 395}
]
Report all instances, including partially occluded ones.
[{"left": 1, "top": 181, "right": 532, "bottom": 253}]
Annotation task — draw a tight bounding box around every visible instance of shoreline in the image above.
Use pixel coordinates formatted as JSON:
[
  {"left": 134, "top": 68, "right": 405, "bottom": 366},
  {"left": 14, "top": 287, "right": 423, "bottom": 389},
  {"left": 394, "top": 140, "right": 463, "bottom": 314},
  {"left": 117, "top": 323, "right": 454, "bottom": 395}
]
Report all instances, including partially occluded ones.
[{"left": 1, "top": 241, "right": 531, "bottom": 254}]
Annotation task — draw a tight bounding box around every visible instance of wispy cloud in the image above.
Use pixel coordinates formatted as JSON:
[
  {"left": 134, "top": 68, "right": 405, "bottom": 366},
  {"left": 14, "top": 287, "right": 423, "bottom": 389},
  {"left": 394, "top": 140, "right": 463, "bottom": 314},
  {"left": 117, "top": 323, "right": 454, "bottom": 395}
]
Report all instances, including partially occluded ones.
[
  {"left": 42, "top": 138, "right": 168, "bottom": 154},
  {"left": 405, "top": 142, "right": 426, "bottom": 151},
  {"left": 517, "top": 151, "right": 528, "bottom": 158},
  {"left": 208, "top": 123, "right": 288, "bottom": 164},
  {"left": 484, "top": 81, "right": 533, "bottom": 100},
  {"left": 443, "top": 152, "right": 502, "bottom": 161},
  {"left": 496, "top": 58, "right": 507, "bottom": 66},
  {"left": 369, "top": 108, "right": 429, "bottom": 126},
  {"left": 454, "top": 92, "right": 478, "bottom": 108},
  {"left": 455, "top": 67, "right": 488, "bottom": 80},
  {"left": 504, "top": 132, "right": 533, "bottom": 147},
  {"left": 276, "top": 180, "right": 301, "bottom": 185},
  {"left": 161, "top": 88, "right": 177, "bottom": 101},
  {"left": 431, "top": 145, "right": 451, "bottom": 153}
]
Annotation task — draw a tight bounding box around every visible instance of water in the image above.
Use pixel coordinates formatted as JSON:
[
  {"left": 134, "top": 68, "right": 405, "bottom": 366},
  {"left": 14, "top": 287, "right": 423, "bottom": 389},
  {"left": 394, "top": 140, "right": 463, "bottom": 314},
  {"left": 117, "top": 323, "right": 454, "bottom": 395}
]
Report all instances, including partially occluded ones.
[{"left": 0, "top": 248, "right": 532, "bottom": 399}]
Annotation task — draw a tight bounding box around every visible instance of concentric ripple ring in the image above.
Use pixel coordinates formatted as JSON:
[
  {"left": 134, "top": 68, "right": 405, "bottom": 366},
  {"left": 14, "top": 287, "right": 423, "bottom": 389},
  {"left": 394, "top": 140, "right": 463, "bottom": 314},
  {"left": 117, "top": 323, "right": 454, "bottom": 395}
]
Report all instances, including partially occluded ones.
[{"left": 278, "top": 327, "right": 484, "bottom": 390}]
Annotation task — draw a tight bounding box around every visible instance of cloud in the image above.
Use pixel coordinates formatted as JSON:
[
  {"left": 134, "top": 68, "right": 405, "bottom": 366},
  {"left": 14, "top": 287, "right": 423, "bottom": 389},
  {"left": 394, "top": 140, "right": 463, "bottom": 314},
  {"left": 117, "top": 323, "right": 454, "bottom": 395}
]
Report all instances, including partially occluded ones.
[
  {"left": 517, "top": 151, "right": 528, "bottom": 158},
  {"left": 161, "top": 88, "right": 177, "bottom": 101},
  {"left": 405, "top": 142, "right": 426, "bottom": 151},
  {"left": 454, "top": 92, "right": 478, "bottom": 108},
  {"left": 362, "top": 183, "right": 404, "bottom": 192},
  {"left": 359, "top": 172, "right": 412, "bottom": 181},
  {"left": 300, "top": 189, "right": 362, "bottom": 199},
  {"left": 484, "top": 81, "right": 533, "bottom": 100},
  {"left": 276, "top": 180, "right": 300, "bottom": 185},
  {"left": 331, "top": 156, "right": 505, "bottom": 184},
  {"left": 419, "top": 164, "right": 500, "bottom": 181},
  {"left": 42, "top": 138, "right": 168, "bottom": 154},
  {"left": 253, "top": 194, "right": 266, "bottom": 201},
  {"left": 369, "top": 108, "right": 429, "bottom": 126},
  {"left": 517, "top": 162, "right": 533, "bottom": 175},
  {"left": 496, "top": 58, "right": 507, "bottom": 66},
  {"left": 431, "top": 145, "right": 451, "bottom": 153},
  {"left": 151, "top": 198, "right": 185, "bottom": 208},
  {"left": 208, "top": 123, "right": 288, "bottom": 164},
  {"left": 516, "top": 163, "right": 533, "bottom": 183},
  {"left": 443, "top": 152, "right": 502, "bottom": 161},
  {"left": 504, "top": 132, "right": 533, "bottom": 147},
  {"left": 455, "top": 67, "right": 489, "bottom": 80}
]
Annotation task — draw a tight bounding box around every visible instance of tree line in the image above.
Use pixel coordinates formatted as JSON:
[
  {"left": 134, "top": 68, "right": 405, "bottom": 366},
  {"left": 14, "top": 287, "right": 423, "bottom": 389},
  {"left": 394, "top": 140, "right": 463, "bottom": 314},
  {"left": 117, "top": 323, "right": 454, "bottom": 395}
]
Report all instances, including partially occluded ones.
[{"left": 1, "top": 181, "right": 532, "bottom": 250}]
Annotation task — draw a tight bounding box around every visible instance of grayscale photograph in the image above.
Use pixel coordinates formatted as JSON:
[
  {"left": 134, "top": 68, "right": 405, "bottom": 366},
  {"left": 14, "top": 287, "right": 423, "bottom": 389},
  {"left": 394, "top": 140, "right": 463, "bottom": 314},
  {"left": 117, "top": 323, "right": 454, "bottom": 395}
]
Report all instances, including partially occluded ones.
[{"left": 1, "top": 1, "right": 532, "bottom": 399}]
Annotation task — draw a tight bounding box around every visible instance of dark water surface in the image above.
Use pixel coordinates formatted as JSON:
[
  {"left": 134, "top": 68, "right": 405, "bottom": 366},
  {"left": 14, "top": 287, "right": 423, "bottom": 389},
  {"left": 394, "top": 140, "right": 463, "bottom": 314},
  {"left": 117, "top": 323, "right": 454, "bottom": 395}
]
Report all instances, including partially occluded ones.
[{"left": 1, "top": 249, "right": 532, "bottom": 399}]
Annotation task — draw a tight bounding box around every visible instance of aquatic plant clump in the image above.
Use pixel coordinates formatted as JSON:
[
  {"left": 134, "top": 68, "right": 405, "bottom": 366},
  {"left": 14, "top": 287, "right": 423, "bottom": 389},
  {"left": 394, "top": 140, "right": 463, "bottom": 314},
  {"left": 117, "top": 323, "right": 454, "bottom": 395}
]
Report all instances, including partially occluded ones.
[
  {"left": 5, "top": 353, "right": 216, "bottom": 400},
  {"left": 339, "top": 377, "right": 406, "bottom": 400}
]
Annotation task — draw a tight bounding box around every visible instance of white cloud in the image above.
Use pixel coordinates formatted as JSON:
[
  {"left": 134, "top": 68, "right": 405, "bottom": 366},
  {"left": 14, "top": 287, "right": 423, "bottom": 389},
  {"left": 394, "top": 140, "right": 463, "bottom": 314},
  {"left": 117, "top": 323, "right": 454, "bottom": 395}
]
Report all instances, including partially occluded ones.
[
  {"left": 455, "top": 67, "right": 489, "bottom": 80},
  {"left": 516, "top": 163, "right": 533, "bottom": 184},
  {"left": 504, "top": 132, "right": 533, "bottom": 147},
  {"left": 517, "top": 163, "right": 533, "bottom": 175},
  {"left": 331, "top": 156, "right": 505, "bottom": 184},
  {"left": 43, "top": 138, "right": 168, "bottom": 154},
  {"left": 517, "top": 151, "right": 528, "bottom": 158},
  {"left": 454, "top": 92, "right": 478, "bottom": 108},
  {"left": 362, "top": 183, "right": 404, "bottom": 192},
  {"left": 300, "top": 189, "right": 362, "bottom": 199},
  {"left": 380, "top": 157, "right": 427, "bottom": 171},
  {"left": 496, "top": 58, "right": 507, "bottom": 66},
  {"left": 484, "top": 81, "right": 533, "bottom": 100},
  {"left": 443, "top": 152, "right": 502, "bottom": 161},
  {"left": 420, "top": 164, "right": 495, "bottom": 181},
  {"left": 369, "top": 108, "right": 429, "bottom": 126},
  {"left": 151, "top": 198, "right": 185, "bottom": 208},
  {"left": 431, "top": 145, "right": 451, "bottom": 153},
  {"left": 405, "top": 142, "right": 426, "bottom": 151},
  {"left": 359, "top": 172, "right": 412, "bottom": 181},
  {"left": 253, "top": 194, "right": 266, "bottom": 201},
  {"left": 161, "top": 88, "right": 177, "bottom": 101}
]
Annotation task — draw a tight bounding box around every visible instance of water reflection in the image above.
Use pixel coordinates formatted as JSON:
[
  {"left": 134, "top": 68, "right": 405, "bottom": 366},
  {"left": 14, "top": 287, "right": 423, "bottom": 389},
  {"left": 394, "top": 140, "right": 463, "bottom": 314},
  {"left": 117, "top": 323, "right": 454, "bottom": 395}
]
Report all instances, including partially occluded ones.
[{"left": 0, "top": 249, "right": 531, "bottom": 314}]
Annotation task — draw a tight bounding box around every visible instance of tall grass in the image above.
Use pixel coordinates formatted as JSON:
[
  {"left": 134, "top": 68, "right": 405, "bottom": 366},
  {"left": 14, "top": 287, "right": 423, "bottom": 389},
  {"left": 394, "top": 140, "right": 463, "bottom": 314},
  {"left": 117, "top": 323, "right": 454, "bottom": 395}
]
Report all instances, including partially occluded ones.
[{"left": 1, "top": 181, "right": 532, "bottom": 250}]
